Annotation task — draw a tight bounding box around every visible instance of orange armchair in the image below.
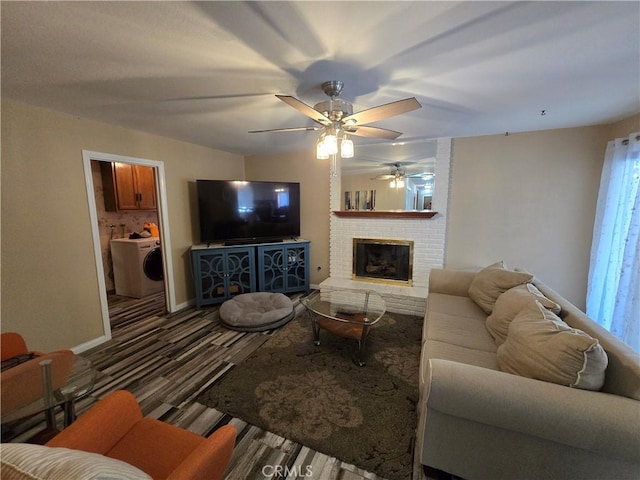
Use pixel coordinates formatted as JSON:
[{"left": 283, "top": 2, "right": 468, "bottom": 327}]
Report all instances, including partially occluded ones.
[
  {"left": 1, "top": 331, "right": 73, "bottom": 369},
  {"left": 46, "top": 390, "right": 237, "bottom": 480},
  {"left": 1, "top": 332, "right": 43, "bottom": 365}
]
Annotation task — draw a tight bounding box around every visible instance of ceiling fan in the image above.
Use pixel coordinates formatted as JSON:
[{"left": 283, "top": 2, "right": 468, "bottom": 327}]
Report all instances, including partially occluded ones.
[
  {"left": 371, "top": 162, "right": 434, "bottom": 180},
  {"left": 371, "top": 162, "right": 435, "bottom": 189},
  {"left": 249, "top": 80, "right": 421, "bottom": 159}
]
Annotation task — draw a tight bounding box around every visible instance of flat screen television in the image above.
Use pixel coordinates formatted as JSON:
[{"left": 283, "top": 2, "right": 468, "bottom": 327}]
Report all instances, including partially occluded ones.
[{"left": 197, "top": 180, "right": 301, "bottom": 245}]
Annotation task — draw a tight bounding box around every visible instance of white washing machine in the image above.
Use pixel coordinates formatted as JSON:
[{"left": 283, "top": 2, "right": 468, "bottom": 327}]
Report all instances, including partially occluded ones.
[{"left": 110, "top": 237, "right": 164, "bottom": 298}]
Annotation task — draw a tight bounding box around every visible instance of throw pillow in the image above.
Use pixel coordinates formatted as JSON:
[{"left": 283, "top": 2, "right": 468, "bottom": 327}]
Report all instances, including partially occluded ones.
[
  {"left": 497, "top": 301, "right": 608, "bottom": 390},
  {"left": 486, "top": 283, "right": 561, "bottom": 346},
  {"left": 468, "top": 261, "right": 533, "bottom": 314},
  {"left": 0, "top": 443, "right": 152, "bottom": 480}
]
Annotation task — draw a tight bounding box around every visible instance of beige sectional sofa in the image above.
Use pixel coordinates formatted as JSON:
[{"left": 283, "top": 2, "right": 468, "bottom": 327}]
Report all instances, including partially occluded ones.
[{"left": 417, "top": 266, "right": 640, "bottom": 480}]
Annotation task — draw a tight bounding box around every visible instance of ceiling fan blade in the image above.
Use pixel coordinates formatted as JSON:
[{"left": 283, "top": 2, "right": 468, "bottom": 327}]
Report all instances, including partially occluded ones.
[
  {"left": 276, "top": 95, "right": 332, "bottom": 126},
  {"left": 371, "top": 174, "right": 395, "bottom": 180},
  {"left": 343, "top": 97, "right": 421, "bottom": 126},
  {"left": 407, "top": 172, "right": 435, "bottom": 178},
  {"left": 248, "top": 126, "right": 322, "bottom": 133},
  {"left": 346, "top": 125, "right": 403, "bottom": 139}
]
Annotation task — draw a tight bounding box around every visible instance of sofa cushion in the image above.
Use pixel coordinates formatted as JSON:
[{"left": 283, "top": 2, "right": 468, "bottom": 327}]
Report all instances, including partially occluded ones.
[
  {"left": 426, "top": 293, "right": 486, "bottom": 319},
  {"left": 533, "top": 278, "right": 640, "bottom": 401},
  {"left": 497, "top": 301, "right": 608, "bottom": 390},
  {"left": 424, "top": 311, "right": 497, "bottom": 353},
  {"left": 0, "top": 443, "right": 151, "bottom": 480},
  {"left": 421, "top": 339, "right": 500, "bottom": 388},
  {"left": 486, "top": 283, "right": 561, "bottom": 346},
  {"left": 468, "top": 261, "right": 533, "bottom": 314}
]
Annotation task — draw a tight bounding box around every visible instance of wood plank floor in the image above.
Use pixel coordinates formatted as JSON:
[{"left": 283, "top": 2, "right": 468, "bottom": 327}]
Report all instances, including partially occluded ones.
[{"left": 4, "top": 292, "right": 436, "bottom": 480}]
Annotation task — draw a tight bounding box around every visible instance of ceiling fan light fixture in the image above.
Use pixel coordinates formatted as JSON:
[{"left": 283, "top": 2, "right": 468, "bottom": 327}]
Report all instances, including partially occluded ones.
[
  {"left": 390, "top": 177, "right": 405, "bottom": 189},
  {"left": 341, "top": 135, "right": 354, "bottom": 158},
  {"left": 316, "top": 135, "right": 329, "bottom": 159},
  {"left": 324, "top": 132, "right": 338, "bottom": 155}
]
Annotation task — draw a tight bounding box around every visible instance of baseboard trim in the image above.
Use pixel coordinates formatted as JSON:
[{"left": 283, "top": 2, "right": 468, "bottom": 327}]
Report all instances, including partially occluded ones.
[
  {"left": 174, "top": 299, "right": 194, "bottom": 312},
  {"left": 72, "top": 334, "right": 111, "bottom": 354}
]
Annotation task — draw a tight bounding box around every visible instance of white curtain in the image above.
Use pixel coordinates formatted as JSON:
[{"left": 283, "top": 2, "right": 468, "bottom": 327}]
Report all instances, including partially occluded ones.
[{"left": 587, "top": 132, "right": 640, "bottom": 351}]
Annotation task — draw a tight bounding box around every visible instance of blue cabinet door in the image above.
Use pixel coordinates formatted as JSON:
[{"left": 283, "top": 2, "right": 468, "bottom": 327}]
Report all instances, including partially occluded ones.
[
  {"left": 284, "top": 244, "right": 309, "bottom": 292},
  {"left": 258, "top": 245, "right": 286, "bottom": 292},
  {"left": 258, "top": 242, "right": 309, "bottom": 293},
  {"left": 194, "top": 250, "right": 226, "bottom": 306},
  {"left": 192, "top": 247, "right": 255, "bottom": 306},
  {"left": 224, "top": 248, "right": 255, "bottom": 298}
]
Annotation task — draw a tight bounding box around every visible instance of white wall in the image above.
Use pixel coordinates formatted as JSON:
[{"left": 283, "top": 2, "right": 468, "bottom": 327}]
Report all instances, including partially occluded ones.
[{"left": 446, "top": 126, "right": 608, "bottom": 309}]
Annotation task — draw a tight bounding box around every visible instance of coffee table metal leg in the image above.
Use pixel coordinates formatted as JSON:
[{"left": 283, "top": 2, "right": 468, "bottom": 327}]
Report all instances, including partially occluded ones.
[
  {"left": 355, "top": 348, "right": 366, "bottom": 367},
  {"left": 355, "top": 325, "right": 370, "bottom": 367},
  {"left": 40, "top": 360, "right": 57, "bottom": 430},
  {"left": 63, "top": 398, "right": 76, "bottom": 427},
  {"left": 307, "top": 310, "right": 321, "bottom": 345}
]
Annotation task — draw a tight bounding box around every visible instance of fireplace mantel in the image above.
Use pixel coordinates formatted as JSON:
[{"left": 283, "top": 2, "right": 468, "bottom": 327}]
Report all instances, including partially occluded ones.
[{"left": 332, "top": 210, "right": 438, "bottom": 219}]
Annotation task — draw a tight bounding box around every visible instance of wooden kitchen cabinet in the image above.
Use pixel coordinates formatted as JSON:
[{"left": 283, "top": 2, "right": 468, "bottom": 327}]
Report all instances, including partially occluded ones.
[{"left": 100, "top": 162, "right": 156, "bottom": 211}]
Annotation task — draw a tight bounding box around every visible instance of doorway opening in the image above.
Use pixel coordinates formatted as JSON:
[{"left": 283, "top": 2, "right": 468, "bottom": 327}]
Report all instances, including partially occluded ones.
[{"left": 83, "top": 150, "right": 176, "bottom": 343}]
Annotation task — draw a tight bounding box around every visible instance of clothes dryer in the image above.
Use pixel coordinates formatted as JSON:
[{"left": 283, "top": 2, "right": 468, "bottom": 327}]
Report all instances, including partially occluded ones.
[{"left": 110, "top": 237, "right": 163, "bottom": 298}]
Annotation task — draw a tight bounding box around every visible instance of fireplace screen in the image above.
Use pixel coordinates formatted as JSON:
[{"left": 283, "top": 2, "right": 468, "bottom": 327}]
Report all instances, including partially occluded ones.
[{"left": 352, "top": 238, "right": 413, "bottom": 286}]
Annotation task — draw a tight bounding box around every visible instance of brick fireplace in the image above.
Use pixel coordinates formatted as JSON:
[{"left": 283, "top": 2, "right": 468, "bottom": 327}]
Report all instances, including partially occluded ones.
[{"left": 320, "top": 138, "right": 451, "bottom": 316}]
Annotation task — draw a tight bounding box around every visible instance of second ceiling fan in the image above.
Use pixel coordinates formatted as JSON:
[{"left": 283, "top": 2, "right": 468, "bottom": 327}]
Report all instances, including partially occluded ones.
[
  {"left": 249, "top": 80, "right": 421, "bottom": 158},
  {"left": 371, "top": 162, "right": 435, "bottom": 188}
]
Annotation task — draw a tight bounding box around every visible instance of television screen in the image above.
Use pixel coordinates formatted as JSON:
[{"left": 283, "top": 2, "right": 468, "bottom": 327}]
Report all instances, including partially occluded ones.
[{"left": 197, "top": 180, "right": 301, "bottom": 244}]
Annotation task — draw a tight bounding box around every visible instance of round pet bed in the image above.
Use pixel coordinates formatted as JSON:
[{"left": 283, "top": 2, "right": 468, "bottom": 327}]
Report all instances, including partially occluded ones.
[{"left": 219, "top": 292, "right": 294, "bottom": 332}]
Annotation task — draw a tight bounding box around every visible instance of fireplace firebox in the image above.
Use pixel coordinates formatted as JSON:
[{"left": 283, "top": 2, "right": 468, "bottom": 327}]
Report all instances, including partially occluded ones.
[{"left": 352, "top": 238, "right": 413, "bottom": 286}]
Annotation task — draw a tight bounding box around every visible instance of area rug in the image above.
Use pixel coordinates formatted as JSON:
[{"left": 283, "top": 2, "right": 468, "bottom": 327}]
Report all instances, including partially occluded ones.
[{"left": 197, "top": 309, "right": 423, "bottom": 480}]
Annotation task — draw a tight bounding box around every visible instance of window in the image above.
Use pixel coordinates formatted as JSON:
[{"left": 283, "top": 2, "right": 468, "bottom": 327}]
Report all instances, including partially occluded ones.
[{"left": 587, "top": 133, "right": 640, "bottom": 351}]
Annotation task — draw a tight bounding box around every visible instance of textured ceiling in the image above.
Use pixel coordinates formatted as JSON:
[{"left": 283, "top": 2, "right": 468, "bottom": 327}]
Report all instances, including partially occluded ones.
[{"left": 2, "top": 1, "right": 639, "bottom": 163}]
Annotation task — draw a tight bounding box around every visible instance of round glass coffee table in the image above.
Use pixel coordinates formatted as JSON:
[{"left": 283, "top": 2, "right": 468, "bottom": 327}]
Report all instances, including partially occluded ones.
[{"left": 301, "top": 288, "right": 386, "bottom": 366}]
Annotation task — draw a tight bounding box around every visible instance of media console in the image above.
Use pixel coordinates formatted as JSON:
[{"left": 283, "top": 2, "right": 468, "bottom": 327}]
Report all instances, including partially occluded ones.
[{"left": 191, "top": 239, "right": 310, "bottom": 307}]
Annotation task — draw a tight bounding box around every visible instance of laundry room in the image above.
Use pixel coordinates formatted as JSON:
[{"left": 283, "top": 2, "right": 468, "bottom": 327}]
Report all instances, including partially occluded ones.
[{"left": 90, "top": 160, "right": 164, "bottom": 300}]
